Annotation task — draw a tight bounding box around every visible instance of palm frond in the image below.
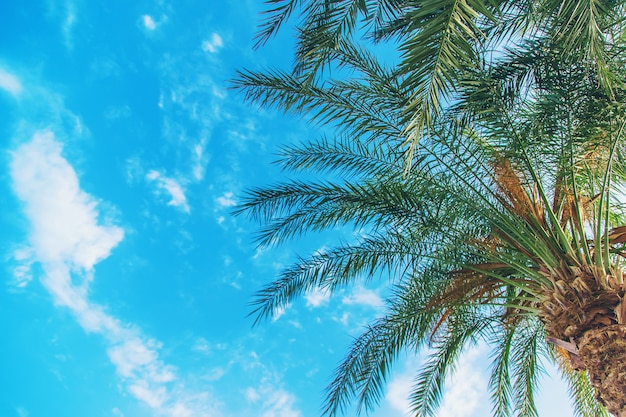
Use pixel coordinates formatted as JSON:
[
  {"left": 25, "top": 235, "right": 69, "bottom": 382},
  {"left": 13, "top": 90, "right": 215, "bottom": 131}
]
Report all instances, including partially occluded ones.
[
  {"left": 399, "top": 0, "right": 495, "bottom": 165},
  {"left": 409, "top": 308, "right": 493, "bottom": 416},
  {"left": 248, "top": 233, "right": 419, "bottom": 323},
  {"left": 560, "top": 363, "right": 611, "bottom": 417}
]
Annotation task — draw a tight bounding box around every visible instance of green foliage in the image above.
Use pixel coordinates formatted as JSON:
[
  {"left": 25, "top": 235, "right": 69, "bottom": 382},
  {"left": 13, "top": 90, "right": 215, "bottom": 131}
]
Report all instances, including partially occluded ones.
[{"left": 234, "top": 1, "right": 626, "bottom": 416}]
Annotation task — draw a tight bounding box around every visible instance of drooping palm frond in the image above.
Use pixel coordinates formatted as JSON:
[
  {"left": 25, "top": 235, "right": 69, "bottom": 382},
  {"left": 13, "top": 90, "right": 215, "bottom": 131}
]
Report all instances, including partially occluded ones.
[
  {"left": 323, "top": 256, "right": 481, "bottom": 417},
  {"left": 397, "top": 0, "right": 495, "bottom": 165},
  {"left": 542, "top": 0, "right": 617, "bottom": 93},
  {"left": 275, "top": 136, "right": 405, "bottom": 178},
  {"left": 560, "top": 360, "right": 611, "bottom": 417}
]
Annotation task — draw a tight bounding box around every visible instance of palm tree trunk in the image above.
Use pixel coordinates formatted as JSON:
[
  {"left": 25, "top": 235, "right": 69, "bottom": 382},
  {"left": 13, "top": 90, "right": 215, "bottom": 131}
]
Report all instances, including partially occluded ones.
[
  {"left": 578, "top": 325, "right": 626, "bottom": 416},
  {"left": 540, "top": 265, "right": 626, "bottom": 416}
]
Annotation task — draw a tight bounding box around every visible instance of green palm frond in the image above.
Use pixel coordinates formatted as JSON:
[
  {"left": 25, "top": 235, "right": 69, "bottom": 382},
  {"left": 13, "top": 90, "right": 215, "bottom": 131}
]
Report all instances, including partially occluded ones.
[
  {"left": 409, "top": 307, "right": 494, "bottom": 416},
  {"left": 248, "top": 233, "right": 419, "bottom": 323},
  {"left": 231, "top": 73, "right": 404, "bottom": 141},
  {"left": 324, "top": 262, "right": 462, "bottom": 416},
  {"left": 255, "top": 0, "right": 304, "bottom": 47},
  {"left": 544, "top": 0, "right": 615, "bottom": 93},
  {"left": 398, "top": 0, "right": 495, "bottom": 164},
  {"left": 490, "top": 324, "right": 516, "bottom": 417},
  {"left": 275, "top": 136, "right": 404, "bottom": 178},
  {"left": 560, "top": 363, "right": 611, "bottom": 417}
]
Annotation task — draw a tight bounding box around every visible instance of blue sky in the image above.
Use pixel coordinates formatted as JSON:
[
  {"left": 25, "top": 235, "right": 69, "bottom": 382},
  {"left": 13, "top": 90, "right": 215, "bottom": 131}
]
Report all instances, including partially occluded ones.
[{"left": 0, "top": 1, "right": 578, "bottom": 417}]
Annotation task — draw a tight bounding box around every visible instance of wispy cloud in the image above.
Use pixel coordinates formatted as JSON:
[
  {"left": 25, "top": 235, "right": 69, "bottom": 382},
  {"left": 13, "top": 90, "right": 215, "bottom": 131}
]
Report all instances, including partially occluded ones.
[
  {"left": 9, "top": 246, "right": 35, "bottom": 288},
  {"left": 141, "top": 13, "right": 168, "bottom": 32},
  {"left": 216, "top": 191, "right": 236, "bottom": 208},
  {"left": 143, "top": 14, "right": 157, "bottom": 30},
  {"left": 201, "top": 33, "right": 223, "bottom": 53},
  {"left": 385, "top": 361, "right": 416, "bottom": 416},
  {"left": 385, "top": 347, "right": 487, "bottom": 417},
  {"left": 305, "top": 287, "right": 331, "bottom": 308},
  {"left": 244, "top": 369, "right": 302, "bottom": 417},
  {"left": 155, "top": 37, "right": 225, "bottom": 188},
  {"left": 62, "top": 1, "right": 76, "bottom": 49},
  {"left": 192, "top": 137, "right": 210, "bottom": 181},
  {"left": 146, "top": 169, "right": 190, "bottom": 213},
  {"left": 438, "top": 346, "right": 487, "bottom": 417},
  {"left": 104, "top": 105, "right": 132, "bottom": 121},
  {"left": 342, "top": 285, "right": 383, "bottom": 309},
  {"left": 10, "top": 131, "right": 212, "bottom": 417},
  {"left": 0, "top": 67, "right": 23, "bottom": 96}
]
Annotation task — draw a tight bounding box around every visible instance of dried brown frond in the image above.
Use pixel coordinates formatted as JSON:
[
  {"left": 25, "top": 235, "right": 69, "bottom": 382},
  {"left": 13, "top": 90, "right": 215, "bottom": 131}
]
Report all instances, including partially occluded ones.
[
  {"left": 559, "top": 191, "right": 599, "bottom": 232},
  {"left": 429, "top": 308, "right": 451, "bottom": 342},
  {"left": 426, "top": 263, "right": 513, "bottom": 313},
  {"left": 548, "top": 338, "right": 584, "bottom": 370},
  {"left": 468, "top": 235, "right": 502, "bottom": 254},
  {"left": 492, "top": 157, "right": 545, "bottom": 226},
  {"left": 427, "top": 266, "right": 509, "bottom": 340},
  {"left": 606, "top": 225, "right": 626, "bottom": 245}
]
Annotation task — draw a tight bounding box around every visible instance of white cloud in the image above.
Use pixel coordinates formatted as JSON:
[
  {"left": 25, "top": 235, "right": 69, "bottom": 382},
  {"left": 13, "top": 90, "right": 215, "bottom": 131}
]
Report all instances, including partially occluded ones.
[
  {"left": 332, "top": 312, "right": 350, "bottom": 326},
  {"left": 9, "top": 131, "right": 211, "bottom": 417},
  {"left": 385, "top": 347, "right": 487, "bottom": 417},
  {"left": 146, "top": 170, "right": 190, "bottom": 213},
  {"left": 272, "top": 304, "right": 289, "bottom": 322},
  {"left": 203, "top": 367, "right": 226, "bottom": 381},
  {"left": 129, "top": 382, "right": 167, "bottom": 408},
  {"left": 260, "top": 387, "right": 301, "bottom": 417},
  {"left": 140, "top": 14, "right": 168, "bottom": 32},
  {"left": 201, "top": 33, "right": 223, "bottom": 53},
  {"left": 192, "top": 138, "right": 209, "bottom": 181},
  {"left": 245, "top": 387, "right": 260, "bottom": 402},
  {"left": 341, "top": 285, "right": 383, "bottom": 309},
  {"left": 10, "top": 132, "right": 124, "bottom": 270},
  {"left": 192, "top": 337, "right": 211, "bottom": 353},
  {"left": 62, "top": 2, "right": 76, "bottom": 49},
  {"left": 386, "top": 367, "right": 415, "bottom": 416},
  {"left": 10, "top": 246, "right": 35, "bottom": 288},
  {"left": 305, "top": 287, "right": 330, "bottom": 308},
  {"left": 438, "top": 346, "right": 487, "bottom": 417},
  {"left": 0, "top": 67, "right": 23, "bottom": 96},
  {"left": 245, "top": 383, "right": 301, "bottom": 417},
  {"left": 216, "top": 191, "right": 236, "bottom": 208},
  {"left": 143, "top": 15, "right": 156, "bottom": 30}
]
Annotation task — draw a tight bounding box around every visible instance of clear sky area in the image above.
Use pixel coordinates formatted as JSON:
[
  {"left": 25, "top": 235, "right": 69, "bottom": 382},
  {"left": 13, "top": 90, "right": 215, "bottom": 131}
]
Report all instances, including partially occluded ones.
[{"left": 0, "top": 1, "right": 578, "bottom": 416}]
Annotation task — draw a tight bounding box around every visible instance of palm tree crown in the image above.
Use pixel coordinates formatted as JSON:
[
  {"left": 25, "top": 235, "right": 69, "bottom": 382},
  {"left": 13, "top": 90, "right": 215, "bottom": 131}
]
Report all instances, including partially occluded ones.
[
  {"left": 251, "top": 0, "right": 625, "bottom": 164},
  {"left": 234, "top": 1, "right": 626, "bottom": 416}
]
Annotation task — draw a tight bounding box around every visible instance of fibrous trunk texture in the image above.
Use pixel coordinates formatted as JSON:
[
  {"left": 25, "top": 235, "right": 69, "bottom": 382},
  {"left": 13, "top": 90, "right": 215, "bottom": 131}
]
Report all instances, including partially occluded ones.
[{"left": 540, "top": 265, "right": 626, "bottom": 416}]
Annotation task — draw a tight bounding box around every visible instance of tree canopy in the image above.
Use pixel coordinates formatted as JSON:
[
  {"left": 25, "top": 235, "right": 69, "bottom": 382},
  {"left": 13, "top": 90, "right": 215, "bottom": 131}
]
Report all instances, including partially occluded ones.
[{"left": 234, "top": 1, "right": 626, "bottom": 416}]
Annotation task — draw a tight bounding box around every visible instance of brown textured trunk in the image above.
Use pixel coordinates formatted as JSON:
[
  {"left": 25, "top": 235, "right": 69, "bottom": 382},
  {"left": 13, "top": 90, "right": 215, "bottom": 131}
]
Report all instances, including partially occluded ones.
[
  {"left": 540, "top": 265, "right": 626, "bottom": 416},
  {"left": 578, "top": 326, "right": 626, "bottom": 415}
]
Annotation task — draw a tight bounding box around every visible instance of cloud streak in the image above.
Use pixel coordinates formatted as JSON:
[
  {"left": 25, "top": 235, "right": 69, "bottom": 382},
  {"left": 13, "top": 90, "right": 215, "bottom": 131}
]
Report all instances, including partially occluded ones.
[
  {"left": 143, "top": 15, "right": 157, "bottom": 30},
  {"left": 0, "top": 67, "right": 23, "bottom": 96},
  {"left": 201, "top": 33, "right": 223, "bottom": 53},
  {"left": 146, "top": 169, "right": 190, "bottom": 213},
  {"left": 342, "top": 285, "right": 383, "bottom": 309},
  {"left": 10, "top": 131, "right": 211, "bottom": 417}
]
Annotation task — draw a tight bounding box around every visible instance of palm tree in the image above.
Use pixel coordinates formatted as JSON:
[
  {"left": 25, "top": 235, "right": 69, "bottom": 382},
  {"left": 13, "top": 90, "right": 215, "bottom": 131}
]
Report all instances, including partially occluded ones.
[
  {"left": 234, "top": 1, "right": 626, "bottom": 415},
  {"left": 253, "top": 0, "right": 625, "bottom": 164}
]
